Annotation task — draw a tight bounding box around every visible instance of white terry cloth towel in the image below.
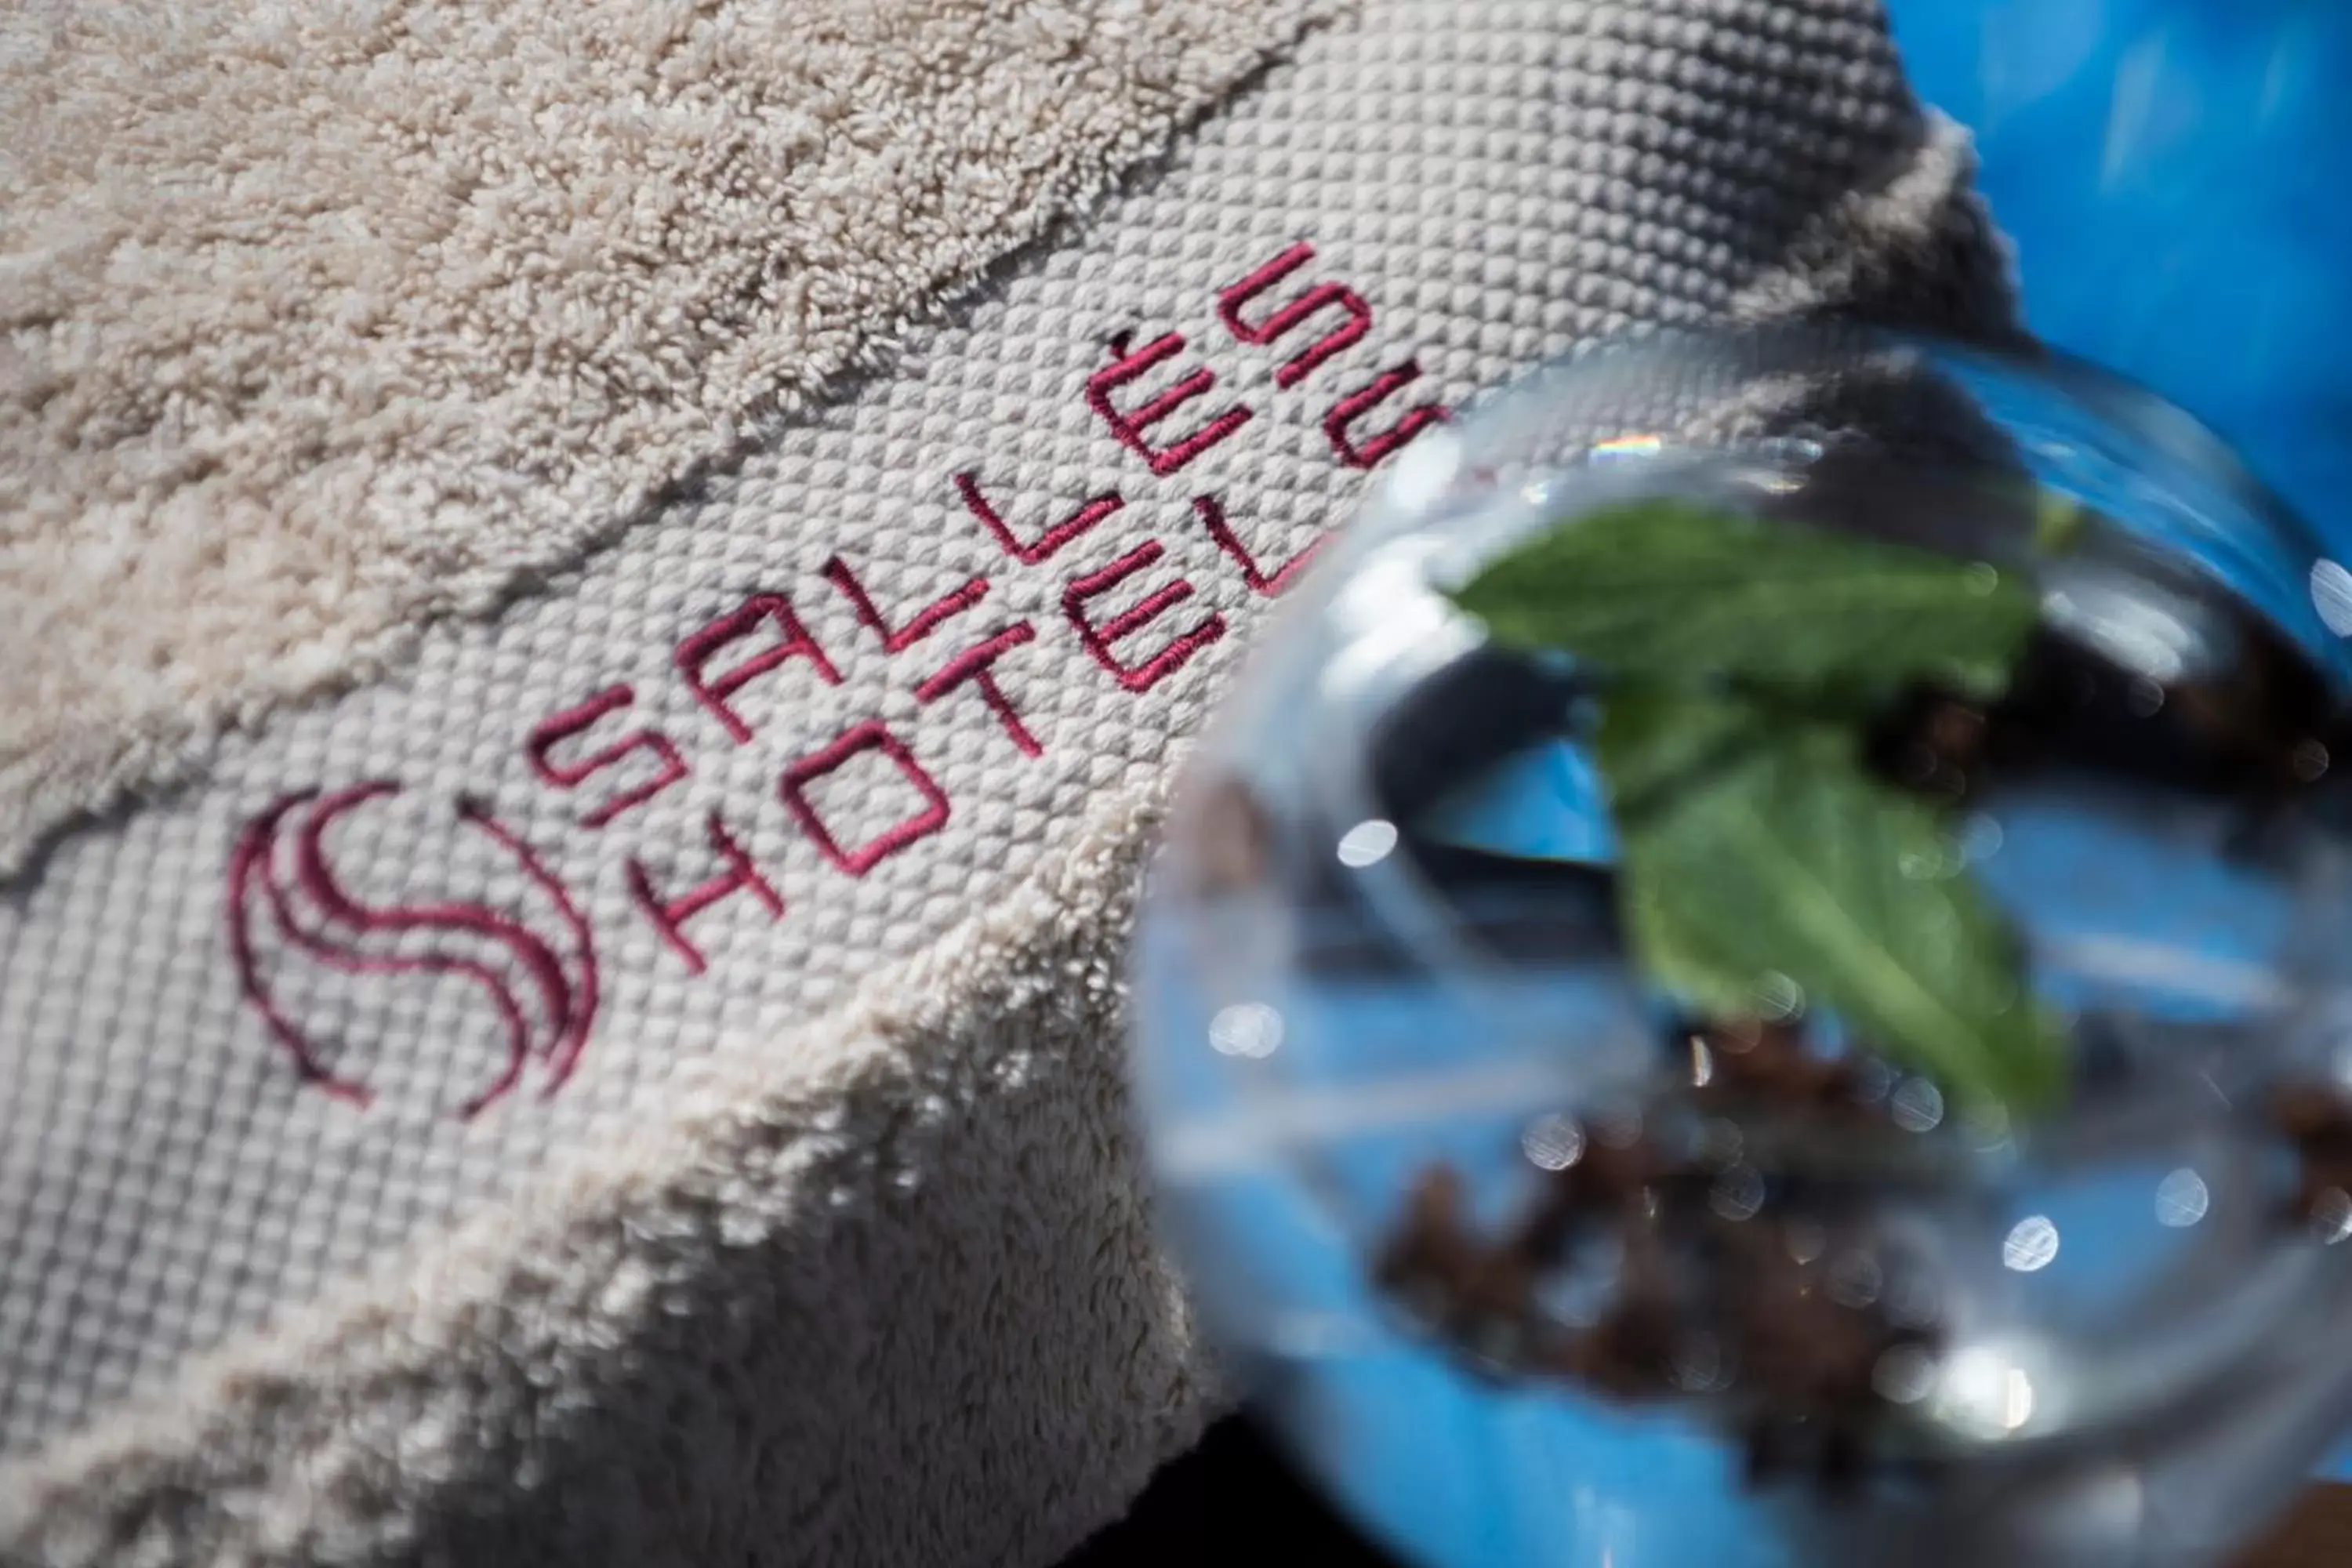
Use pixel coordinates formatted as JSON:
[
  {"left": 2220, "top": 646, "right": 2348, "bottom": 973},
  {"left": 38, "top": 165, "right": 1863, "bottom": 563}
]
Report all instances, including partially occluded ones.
[{"left": 0, "top": 2, "right": 2016, "bottom": 1563}]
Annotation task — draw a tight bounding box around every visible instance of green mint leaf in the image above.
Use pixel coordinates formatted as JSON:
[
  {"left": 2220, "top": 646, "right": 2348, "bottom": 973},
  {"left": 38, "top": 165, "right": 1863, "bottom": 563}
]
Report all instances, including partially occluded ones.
[
  {"left": 1600, "top": 691, "right": 2068, "bottom": 1118},
  {"left": 1450, "top": 498, "right": 2039, "bottom": 701},
  {"left": 1587, "top": 679, "right": 1774, "bottom": 821}
]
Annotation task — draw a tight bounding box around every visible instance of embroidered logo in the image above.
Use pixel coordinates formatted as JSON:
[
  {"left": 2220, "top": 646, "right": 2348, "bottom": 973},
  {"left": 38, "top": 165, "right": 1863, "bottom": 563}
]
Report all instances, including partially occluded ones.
[
  {"left": 217, "top": 237, "right": 1440, "bottom": 1118},
  {"left": 227, "top": 783, "right": 599, "bottom": 1117}
]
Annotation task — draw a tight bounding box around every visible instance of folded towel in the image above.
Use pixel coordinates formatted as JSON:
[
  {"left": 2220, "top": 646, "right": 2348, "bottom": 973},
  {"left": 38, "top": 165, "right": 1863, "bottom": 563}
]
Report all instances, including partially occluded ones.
[{"left": 0, "top": 2, "right": 2016, "bottom": 1562}]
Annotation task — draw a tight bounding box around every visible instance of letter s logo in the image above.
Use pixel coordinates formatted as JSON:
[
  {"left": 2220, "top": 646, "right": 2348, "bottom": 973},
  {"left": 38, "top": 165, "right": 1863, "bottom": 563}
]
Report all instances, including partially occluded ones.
[{"left": 227, "top": 783, "right": 599, "bottom": 1118}]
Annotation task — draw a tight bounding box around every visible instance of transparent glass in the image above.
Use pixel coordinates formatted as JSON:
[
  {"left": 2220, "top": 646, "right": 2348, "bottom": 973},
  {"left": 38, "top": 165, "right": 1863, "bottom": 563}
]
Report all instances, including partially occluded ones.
[{"left": 1131, "top": 328, "right": 2352, "bottom": 1568}]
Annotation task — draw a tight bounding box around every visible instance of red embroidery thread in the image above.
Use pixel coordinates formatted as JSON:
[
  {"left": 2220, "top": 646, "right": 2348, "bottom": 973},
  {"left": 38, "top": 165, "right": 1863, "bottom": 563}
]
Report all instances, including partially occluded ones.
[
  {"left": 296, "top": 784, "right": 575, "bottom": 1048},
  {"left": 626, "top": 810, "right": 784, "bottom": 976},
  {"left": 677, "top": 593, "right": 843, "bottom": 746},
  {"left": 1192, "top": 495, "right": 1327, "bottom": 599},
  {"left": 228, "top": 793, "right": 383, "bottom": 1109},
  {"left": 1062, "top": 541, "right": 1227, "bottom": 693},
  {"left": 916, "top": 622, "right": 1044, "bottom": 757},
  {"left": 822, "top": 556, "right": 989, "bottom": 654},
  {"left": 779, "top": 721, "right": 953, "bottom": 877},
  {"left": 1215, "top": 243, "right": 1373, "bottom": 390},
  {"left": 954, "top": 473, "right": 1124, "bottom": 567},
  {"left": 454, "top": 795, "right": 601, "bottom": 1097},
  {"left": 1326, "top": 361, "right": 1447, "bottom": 470},
  {"left": 1086, "top": 330, "right": 1254, "bottom": 477},
  {"left": 227, "top": 785, "right": 600, "bottom": 1117},
  {"left": 526, "top": 686, "right": 689, "bottom": 829}
]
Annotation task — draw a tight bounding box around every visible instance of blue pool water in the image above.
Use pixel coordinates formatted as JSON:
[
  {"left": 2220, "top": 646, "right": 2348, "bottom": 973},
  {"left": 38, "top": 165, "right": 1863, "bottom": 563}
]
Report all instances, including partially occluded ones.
[{"left": 1884, "top": 0, "right": 2352, "bottom": 557}]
